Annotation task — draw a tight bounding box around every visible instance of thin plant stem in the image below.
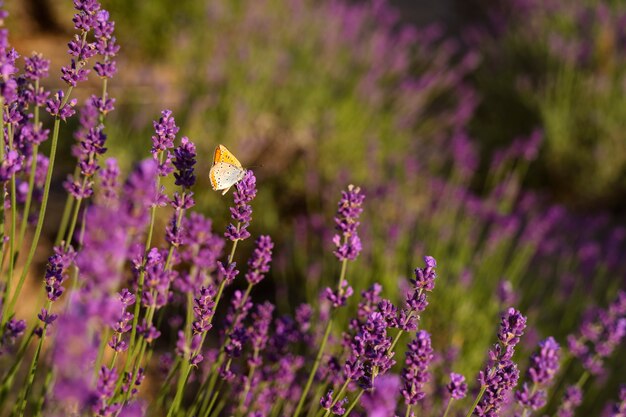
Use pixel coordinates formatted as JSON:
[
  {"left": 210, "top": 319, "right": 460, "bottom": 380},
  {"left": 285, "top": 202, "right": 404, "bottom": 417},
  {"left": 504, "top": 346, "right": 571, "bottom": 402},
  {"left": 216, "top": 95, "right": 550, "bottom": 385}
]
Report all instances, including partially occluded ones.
[
  {"left": 296, "top": 318, "right": 333, "bottom": 417},
  {"left": 4, "top": 86, "right": 74, "bottom": 327},
  {"left": 294, "top": 256, "right": 349, "bottom": 417},
  {"left": 54, "top": 192, "right": 75, "bottom": 246},
  {"left": 33, "top": 366, "right": 53, "bottom": 417},
  {"left": 405, "top": 404, "right": 413, "bottom": 417},
  {"left": 15, "top": 300, "right": 52, "bottom": 416},
  {"left": 16, "top": 144, "right": 38, "bottom": 250},
  {"left": 465, "top": 385, "right": 487, "bottom": 417},
  {"left": 63, "top": 188, "right": 86, "bottom": 250},
  {"left": 442, "top": 398, "right": 453, "bottom": 417},
  {"left": 16, "top": 78, "right": 42, "bottom": 252},
  {"left": 343, "top": 390, "right": 364, "bottom": 416},
  {"left": 1, "top": 122, "right": 16, "bottom": 329},
  {"left": 321, "top": 378, "right": 350, "bottom": 417}
]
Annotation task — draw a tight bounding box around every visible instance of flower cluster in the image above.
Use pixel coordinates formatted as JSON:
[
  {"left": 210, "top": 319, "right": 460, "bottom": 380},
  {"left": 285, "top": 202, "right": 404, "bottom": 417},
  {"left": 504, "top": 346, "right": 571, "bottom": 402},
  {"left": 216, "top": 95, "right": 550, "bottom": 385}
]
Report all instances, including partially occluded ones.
[
  {"left": 151, "top": 109, "right": 179, "bottom": 176},
  {"left": 401, "top": 330, "right": 433, "bottom": 405},
  {"left": 332, "top": 184, "right": 365, "bottom": 261},
  {"left": 447, "top": 372, "right": 468, "bottom": 400},
  {"left": 556, "top": 386, "right": 583, "bottom": 417},
  {"left": 245, "top": 235, "right": 274, "bottom": 285},
  {"left": 44, "top": 246, "right": 77, "bottom": 302},
  {"left": 225, "top": 170, "right": 257, "bottom": 241},
  {"left": 515, "top": 337, "right": 560, "bottom": 411},
  {"left": 474, "top": 308, "right": 527, "bottom": 416},
  {"left": 567, "top": 290, "right": 626, "bottom": 375},
  {"left": 108, "top": 289, "right": 135, "bottom": 352}
]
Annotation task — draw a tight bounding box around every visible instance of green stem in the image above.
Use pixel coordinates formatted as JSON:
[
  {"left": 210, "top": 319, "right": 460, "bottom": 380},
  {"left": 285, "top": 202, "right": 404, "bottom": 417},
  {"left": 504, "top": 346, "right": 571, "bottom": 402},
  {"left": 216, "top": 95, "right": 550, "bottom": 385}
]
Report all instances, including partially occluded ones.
[
  {"left": 33, "top": 366, "right": 53, "bottom": 417},
  {"left": 16, "top": 78, "right": 41, "bottom": 252},
  {"left": 294, "top": 257, "right": 349, "bottom": 417},
  {"left": 4, "top": 86, "right": 73, "bottom": 326},
  {"left": 405, "top": 404, "right": 413, "bottom": 417},
  {"left": 16, "top": 301, "right": 52, "bottom": 416},
  {"left": 16, "top": 144, "right": 39, "bottom": 251},
  {"left": 64, "top": 190, "right": 85, "bottom": 250},
  {"left": 442, "top": 398, "right": 453, "bottom": 417},
  {"left": 54, "top": 192, "right": 75, "bottom": 246},
  {"left": 295, "top": 318, "right": 333, "bottom": 417},
  {"left": 343, "top": 390, "right": 364, "bottom": 416},
  {"left": 1, "top": 124, "right": 16, "bottom": 330},
  {"left": 465, "top": 385, "right": 487, "bottom": 417},
  {"left": 167, "top": 362, "right": 191, "bottom": 417}
]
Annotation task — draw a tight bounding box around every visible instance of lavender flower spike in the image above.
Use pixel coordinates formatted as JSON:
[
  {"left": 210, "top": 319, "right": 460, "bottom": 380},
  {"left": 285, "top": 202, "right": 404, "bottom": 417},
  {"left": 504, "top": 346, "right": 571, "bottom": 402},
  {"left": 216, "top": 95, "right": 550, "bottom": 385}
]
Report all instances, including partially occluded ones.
[
  {"left": 515, "top": 337, "right": 560, "bottom": 412},
  {"left": 225, "top": 170, "right": 257, "bottom": 242},
  {"left": 333, "top": 184, "right": 365, "bottom": 261},
  {"left": 447, "top": 372, "right": 468, "bottom": 400},
  {"left": 172, "top": 136, "right": 197, "bottom": 189},
  {"left": 556, "top": 386, "right": 583, "bottom": 417},
  {"left": 401, "top": 330, "right": 433, "bottom": 405},
  {"left": 245, "top": 235, "right": 274, "bottom": 285},
  {"left": 474, "top": 308, "right": 527, "bottom": 417}
]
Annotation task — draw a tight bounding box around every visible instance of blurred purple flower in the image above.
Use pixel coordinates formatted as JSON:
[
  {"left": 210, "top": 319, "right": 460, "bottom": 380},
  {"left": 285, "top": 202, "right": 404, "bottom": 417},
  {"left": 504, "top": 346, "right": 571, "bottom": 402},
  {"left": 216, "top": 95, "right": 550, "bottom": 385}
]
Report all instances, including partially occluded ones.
[
  {"left": 333, "top": 184, "right": 365, "bottom": 261},
  {"left": 557, "top": 385, "right": 583, "bottom": 417},
  {"left": 447, "top": 372, "right": 468, "bottom": 400},
  {"left": 245, "top": 235, "right": 274, "bottom": 285},
  {"left": 361, "top": 375, "right": 400, "bottom": 417},
  {"left": 515, "top": 337, "right": 560, "bottom": 411}
]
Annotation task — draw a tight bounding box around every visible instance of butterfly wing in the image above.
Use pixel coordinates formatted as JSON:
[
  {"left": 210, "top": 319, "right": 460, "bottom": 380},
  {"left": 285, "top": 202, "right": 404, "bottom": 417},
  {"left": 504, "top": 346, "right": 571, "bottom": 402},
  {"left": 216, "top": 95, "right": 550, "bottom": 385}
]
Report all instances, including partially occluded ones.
[
  {"left": 213, "top": 144, "right": 243, "bottom": 168},
  {"left": 209, "top": 162, "right": 246, "bottom": 194}
]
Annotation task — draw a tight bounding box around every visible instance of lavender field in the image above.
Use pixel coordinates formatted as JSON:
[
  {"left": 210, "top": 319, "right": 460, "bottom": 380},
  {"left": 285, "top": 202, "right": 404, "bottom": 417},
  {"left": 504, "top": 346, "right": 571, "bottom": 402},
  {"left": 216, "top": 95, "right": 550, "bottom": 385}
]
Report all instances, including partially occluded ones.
[{"left": 1, "top": 0, "right": 626, "bottom": 416}]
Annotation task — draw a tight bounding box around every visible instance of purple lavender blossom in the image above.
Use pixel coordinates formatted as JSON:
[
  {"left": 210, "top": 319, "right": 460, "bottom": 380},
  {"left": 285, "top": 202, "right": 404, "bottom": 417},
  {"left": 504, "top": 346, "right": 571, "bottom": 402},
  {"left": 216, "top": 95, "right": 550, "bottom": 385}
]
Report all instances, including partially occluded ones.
[
  {"left": 97, "top": 157, "right": 120, "bottom": 205},
  {"left": 447, "top": 372, "right": 468, "bottom": 400},
  {"left": 396, "top": 256, "right": 438, "bottom": 331},
  {"left": 557, "top": 386, "right": 583, "bottom": 417},
  {"left": 0, "top": 150, "right": 22, "bottom": 183},
  {"left": 46, "top": 89, "right": 77, "bottom": 121},
  {"left": 361, "top": 375, "right": 401, "bottom": 417},
  {"left": 217, "top": 260, "right": 239, "bottom": 285},
  {"left": 332, "top": 184, "right": 365, "bottom": 261},
  {"left": 515, "top": 337, "right": 560, "bottom": 411},
  {"left": 192, "top": 285, "right": 216, "bottom": 336},
  {"left": 320, "top": 390, "right": 347, "bottom": 415},
  {"left": 401, "top": 330, "right": 433, "bottom": 405},
  {"left": 93, "top": 9, "right": 119, "bottom": 79},
  {"left": 1, "top": 318, "right": 26, "bottom": 351},
  {"left": 44, "top": 246, "right": 76, "bottom": 302},
  {"left": 172, "top": 136, "right": 196, "bottom": 189},
  {"left": 609, "top": 385, "right": 626, "bottom": 417},
  {"left": 323, "top": 279, "right": 354, "bottom": 308},
  {"left": 474, "top": 308, "right": 527, "bottom": 416},
  {"left": 139, "top": 248, "right": 172, "bottom": 309},
  {"left": 225, "top": 170, "right": 257, "bottom": 241},
  {"left": 24, "top": 52, "right": 50, "bottom": 80},
  {"left": 345, "top": 311, "right": 394, "bottom": 390},
  {"left": 92, "top": 366, "right": 120, "bottom": 415},
  {"left": 151, "top": 109, "right": 178, "bottom": 176},
  {"left": 245, "top": 235, "right": 274, "bottom": 285},
  {"left": 567, "top": 290, "right": 626, "bottom": 375}
]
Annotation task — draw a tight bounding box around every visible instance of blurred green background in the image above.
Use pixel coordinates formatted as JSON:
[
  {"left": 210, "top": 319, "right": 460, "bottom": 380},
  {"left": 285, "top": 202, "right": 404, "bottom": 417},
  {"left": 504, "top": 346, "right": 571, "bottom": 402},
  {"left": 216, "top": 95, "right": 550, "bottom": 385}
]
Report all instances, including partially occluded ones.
[{"left": 7, "top": 0, "right": 626, "bottom": 414}]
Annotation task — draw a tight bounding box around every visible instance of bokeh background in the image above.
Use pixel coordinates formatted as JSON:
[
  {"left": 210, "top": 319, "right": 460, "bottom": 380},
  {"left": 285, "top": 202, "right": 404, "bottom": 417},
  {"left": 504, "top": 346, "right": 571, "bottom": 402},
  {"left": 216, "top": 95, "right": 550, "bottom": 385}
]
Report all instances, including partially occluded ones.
[{"left": 6, "top": 0, "right": 626, "bottom": 414}]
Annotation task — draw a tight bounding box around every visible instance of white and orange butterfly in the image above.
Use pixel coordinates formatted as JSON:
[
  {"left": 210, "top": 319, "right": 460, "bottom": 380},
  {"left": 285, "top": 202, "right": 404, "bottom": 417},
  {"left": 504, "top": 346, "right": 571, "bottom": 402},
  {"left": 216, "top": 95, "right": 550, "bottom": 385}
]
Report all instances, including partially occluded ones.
[{"left": 209, "top": 144, "right": 247, "bottom": 195}]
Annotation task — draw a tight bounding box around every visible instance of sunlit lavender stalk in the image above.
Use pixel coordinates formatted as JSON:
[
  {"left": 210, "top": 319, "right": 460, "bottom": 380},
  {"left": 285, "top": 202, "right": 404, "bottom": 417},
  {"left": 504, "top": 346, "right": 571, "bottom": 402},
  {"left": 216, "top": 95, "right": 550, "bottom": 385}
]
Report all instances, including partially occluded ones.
[{"left": 294, "top": 184, "right": 364, "bottom": 417}]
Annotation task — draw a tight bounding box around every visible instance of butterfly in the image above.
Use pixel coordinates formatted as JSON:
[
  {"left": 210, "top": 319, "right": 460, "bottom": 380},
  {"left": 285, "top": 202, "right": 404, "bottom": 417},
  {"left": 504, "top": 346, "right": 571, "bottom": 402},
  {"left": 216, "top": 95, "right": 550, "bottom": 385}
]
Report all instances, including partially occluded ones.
[{"left": 209, "top": 144, "right": 246, "bottom": 195}]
